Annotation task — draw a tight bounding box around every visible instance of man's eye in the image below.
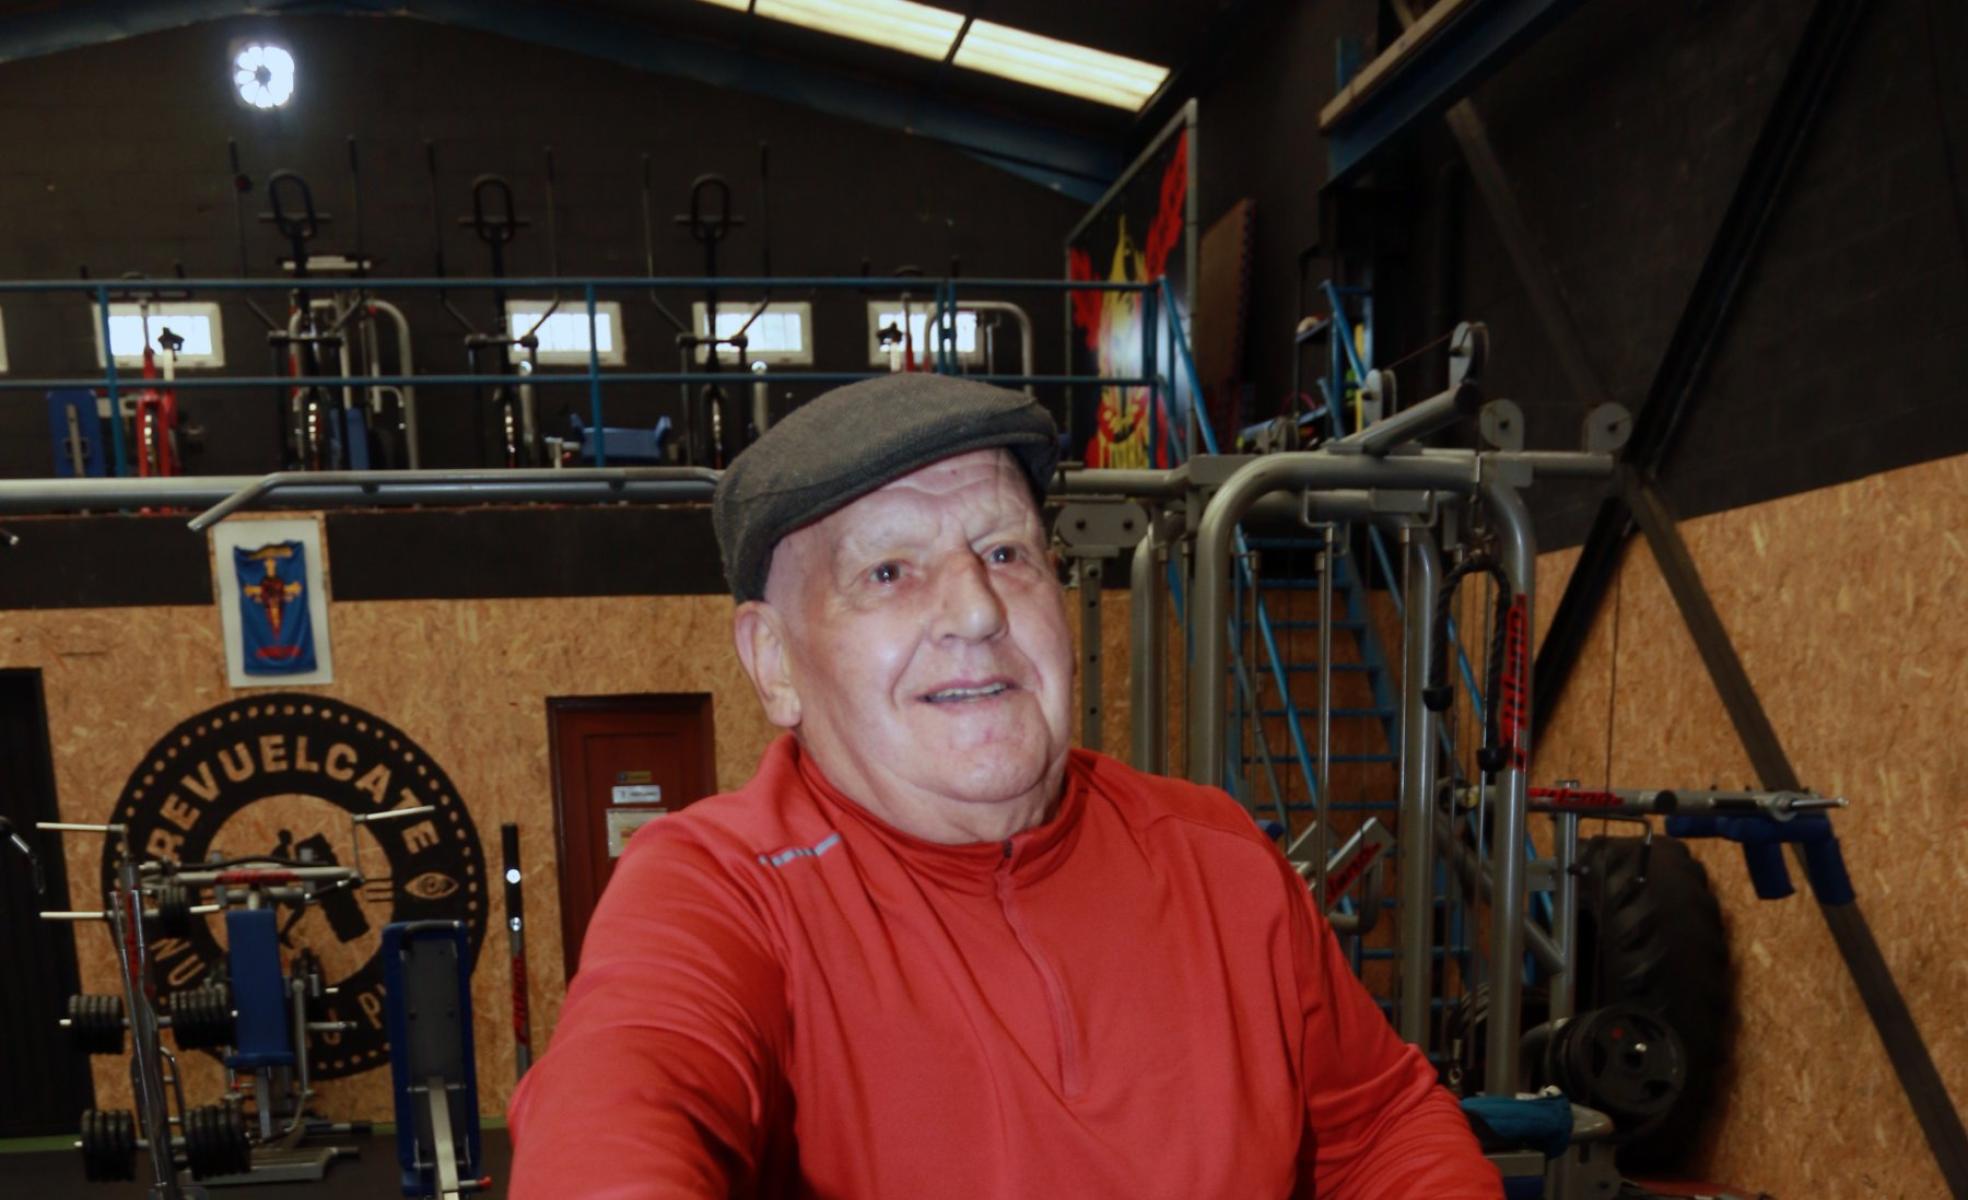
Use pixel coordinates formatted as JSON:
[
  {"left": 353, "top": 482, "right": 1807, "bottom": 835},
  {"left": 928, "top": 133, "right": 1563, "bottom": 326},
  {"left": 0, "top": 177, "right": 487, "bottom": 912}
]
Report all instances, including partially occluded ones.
[
  {"left": 870, "top": 562, "right": 902, "bottom": 584},
  {"left": 987, "top": 545, "right": 1020, "bottom": 565}
]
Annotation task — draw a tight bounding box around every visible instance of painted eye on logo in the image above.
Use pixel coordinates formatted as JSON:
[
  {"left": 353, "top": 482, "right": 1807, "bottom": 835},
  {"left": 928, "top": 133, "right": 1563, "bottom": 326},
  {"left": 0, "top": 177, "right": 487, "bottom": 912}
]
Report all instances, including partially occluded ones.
[{"left": 403, "top": 871, "right": 460, "bottom": 901}]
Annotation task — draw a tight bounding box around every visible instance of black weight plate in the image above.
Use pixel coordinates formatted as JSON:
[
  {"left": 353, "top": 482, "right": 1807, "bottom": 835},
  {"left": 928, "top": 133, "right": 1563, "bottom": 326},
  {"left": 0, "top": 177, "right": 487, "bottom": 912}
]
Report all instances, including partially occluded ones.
[
  {"left": 156, "top": 880, "right": 193, "bottom": 939},
  {"left": 1563, "top": 1006, "right": 1684, "bottom": 1126},
  {"left": 80, "top": 1108, "right": 136, "bottom": 1182},
  {"left": 67, "top": 992, "right": 126, "bottom": 1056}
]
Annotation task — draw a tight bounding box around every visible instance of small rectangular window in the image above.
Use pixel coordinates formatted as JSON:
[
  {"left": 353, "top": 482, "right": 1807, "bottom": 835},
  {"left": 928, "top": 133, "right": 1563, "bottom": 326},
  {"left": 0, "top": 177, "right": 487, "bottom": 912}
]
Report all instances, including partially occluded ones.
[
  {"left": 506, "top": 300, "right": 626, "bottom": 366},
  {"left": 691, "top": 301, "right": 812, "bottom": 365},
  {"left": 865, "top": 303, "right": 981, "bottom": 367},
  {"left": 92, "top": 302, "right": 225, "bottom": 369},
  {"left": 0, "top": 307, "right": 9, "bottom": 373}
]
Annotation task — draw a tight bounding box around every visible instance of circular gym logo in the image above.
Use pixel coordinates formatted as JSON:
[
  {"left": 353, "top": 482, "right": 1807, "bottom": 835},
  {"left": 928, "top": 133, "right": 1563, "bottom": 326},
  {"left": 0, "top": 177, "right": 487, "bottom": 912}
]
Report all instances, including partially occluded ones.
[{"left": 104, "top": 694, "right": 486, "bottom": 1078}]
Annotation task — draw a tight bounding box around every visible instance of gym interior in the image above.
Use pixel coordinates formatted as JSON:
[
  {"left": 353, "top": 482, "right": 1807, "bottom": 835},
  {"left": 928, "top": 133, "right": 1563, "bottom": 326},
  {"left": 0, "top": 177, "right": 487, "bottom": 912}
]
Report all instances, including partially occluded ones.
[{"left": 0, "top": 0, "right": 1962, "bottom": 1197}]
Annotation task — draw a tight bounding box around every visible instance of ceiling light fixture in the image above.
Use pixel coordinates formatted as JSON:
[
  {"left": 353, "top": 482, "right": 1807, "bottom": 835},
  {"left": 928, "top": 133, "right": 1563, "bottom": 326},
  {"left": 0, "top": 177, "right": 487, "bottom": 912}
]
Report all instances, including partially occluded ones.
[{"left": 232, "top": 41, "right": 295, "bottom": 109}]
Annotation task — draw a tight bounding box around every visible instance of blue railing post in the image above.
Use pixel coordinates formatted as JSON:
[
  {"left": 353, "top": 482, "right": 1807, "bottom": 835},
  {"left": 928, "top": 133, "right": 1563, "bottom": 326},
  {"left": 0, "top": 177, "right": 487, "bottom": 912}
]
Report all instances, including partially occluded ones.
[
  {"left": 941, "top": 279, "right": 957, "bottom": 374},
  {"left": 584, "top": 282, "right": 604, "bottom": 466},
  {"left": 96, "top": 283, "right": 126, "bottom": 477},
  {"left": 1164, "top": 279, "right": 1190, "bottom": 458},
  {"left": 1160, "top": 276, "right": 1217, "bottom": 456},
  {"left": 1141, "top": 282, "right": 1159, "bottom": 467}
]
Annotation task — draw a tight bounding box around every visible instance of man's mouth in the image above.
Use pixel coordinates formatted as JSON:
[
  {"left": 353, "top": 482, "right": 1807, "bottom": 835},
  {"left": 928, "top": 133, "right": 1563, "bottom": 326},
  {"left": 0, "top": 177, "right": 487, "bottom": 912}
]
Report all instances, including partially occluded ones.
[{"left": 921, "top": 682, "right": 1012, "bottom": 704}]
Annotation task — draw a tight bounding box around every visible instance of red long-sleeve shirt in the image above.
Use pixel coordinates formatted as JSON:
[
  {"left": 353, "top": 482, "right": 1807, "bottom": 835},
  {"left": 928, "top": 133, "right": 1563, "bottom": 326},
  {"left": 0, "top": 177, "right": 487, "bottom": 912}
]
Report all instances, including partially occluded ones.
[{"left": 509, "top": 737, "right": 1499, "bottom": 1198}]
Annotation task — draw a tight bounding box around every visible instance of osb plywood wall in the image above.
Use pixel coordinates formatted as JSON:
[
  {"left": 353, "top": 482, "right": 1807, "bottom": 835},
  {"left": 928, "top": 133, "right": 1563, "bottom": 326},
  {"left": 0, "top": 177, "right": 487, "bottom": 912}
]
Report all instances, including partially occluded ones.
[
  {"left": 1532, "top": 453, "right": 1968, "bottom": 1197},
  {"left": 0, "top": 521, "right": 1133, "bottom": 1126},
  {"left": 19, "top": 446, "right": 1963, "bottom": 1198}
]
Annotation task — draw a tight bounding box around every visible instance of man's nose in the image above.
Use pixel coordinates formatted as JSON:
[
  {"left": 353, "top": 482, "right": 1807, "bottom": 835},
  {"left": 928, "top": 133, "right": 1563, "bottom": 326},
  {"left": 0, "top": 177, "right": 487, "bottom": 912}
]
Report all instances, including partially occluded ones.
[{"left": 932, "top": 553, "right": 1008, "bottom": 643}]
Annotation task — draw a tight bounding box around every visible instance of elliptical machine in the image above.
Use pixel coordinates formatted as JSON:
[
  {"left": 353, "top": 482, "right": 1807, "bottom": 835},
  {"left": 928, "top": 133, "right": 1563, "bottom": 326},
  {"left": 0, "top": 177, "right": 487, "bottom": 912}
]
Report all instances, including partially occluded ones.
[
  {"left": 228, "top": 137, "right": 418, "bottom": 470},
  {"left": 427, "top": 142, "right": 563, "bottom": 468}
]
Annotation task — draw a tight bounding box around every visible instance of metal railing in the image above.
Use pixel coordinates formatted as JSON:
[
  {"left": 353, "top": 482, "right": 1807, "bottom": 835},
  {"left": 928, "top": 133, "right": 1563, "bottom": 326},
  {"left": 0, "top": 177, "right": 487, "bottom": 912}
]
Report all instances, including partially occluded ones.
[{"left": 0, "top": 275, "right": 1162, "bottom": 476}]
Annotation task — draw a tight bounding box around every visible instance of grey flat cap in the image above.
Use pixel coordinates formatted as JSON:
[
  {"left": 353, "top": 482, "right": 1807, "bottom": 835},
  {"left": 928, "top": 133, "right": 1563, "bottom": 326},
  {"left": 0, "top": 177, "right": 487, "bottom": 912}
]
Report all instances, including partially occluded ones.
[{"left": 712, "top": 374, "right": 1059, "bottom": 601}]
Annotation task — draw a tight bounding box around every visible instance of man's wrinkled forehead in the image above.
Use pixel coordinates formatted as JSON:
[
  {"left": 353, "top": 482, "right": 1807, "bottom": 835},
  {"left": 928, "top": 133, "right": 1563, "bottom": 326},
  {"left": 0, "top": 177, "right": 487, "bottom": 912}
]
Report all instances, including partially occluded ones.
[{"left": 763, "top": 449, "right": 1038, "bottom": 596}]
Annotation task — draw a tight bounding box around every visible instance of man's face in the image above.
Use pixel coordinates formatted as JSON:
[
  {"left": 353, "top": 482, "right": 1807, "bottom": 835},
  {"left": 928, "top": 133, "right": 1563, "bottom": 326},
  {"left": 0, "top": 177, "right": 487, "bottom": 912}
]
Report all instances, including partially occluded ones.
[{"left": 739, "top": 449, "right": 1074, "bottom": 841}]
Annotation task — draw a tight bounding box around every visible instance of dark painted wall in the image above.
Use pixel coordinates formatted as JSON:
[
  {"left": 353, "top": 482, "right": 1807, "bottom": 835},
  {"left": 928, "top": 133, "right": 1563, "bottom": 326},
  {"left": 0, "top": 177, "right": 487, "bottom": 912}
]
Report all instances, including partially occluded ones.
[
  {"left": 0, "top": 14, "right": 1085, "bottom": 476},
  {"left": 1177, "top": 0, "right": 1968, "bottom": 546}
]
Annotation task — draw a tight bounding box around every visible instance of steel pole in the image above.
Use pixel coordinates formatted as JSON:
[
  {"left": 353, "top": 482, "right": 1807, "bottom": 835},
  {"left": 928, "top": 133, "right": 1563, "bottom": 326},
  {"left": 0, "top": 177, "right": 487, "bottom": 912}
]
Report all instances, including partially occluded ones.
[
  {"left": 1396, "top": 521, "right": 1441, "bottom": 1045},
  {"left": 1478, "top": 476, "right": 1536, "bottom": 1095},
  {"left": 1128, "top": 518, "right": 1167, "bottom": 774}
]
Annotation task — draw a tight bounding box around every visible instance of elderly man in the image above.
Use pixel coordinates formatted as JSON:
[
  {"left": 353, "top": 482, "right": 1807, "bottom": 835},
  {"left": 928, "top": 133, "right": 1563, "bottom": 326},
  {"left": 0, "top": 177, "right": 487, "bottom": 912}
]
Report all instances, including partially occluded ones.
[{"left": 509, "top": 375, "right": 1499, "bottom": 1198}]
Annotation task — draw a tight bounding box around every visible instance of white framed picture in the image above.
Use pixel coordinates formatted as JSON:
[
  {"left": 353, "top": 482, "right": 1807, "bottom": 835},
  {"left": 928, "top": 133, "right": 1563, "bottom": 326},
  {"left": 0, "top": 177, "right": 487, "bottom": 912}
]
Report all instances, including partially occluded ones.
[{"left": 211, "top": 517, "right": 334, "bottom": 688}]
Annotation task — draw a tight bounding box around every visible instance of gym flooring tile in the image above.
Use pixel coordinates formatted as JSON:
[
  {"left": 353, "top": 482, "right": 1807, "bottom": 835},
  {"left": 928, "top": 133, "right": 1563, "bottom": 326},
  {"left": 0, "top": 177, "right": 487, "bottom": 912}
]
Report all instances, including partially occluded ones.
[{"left": 0, "top": 1128, "right": 512, "bottom": 1198}]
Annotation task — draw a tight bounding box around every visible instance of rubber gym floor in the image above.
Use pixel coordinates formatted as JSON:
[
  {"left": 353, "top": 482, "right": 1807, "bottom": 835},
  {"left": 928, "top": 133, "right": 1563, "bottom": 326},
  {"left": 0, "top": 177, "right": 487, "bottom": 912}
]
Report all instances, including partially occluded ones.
[{"left": 0, "top": 1129, "right": 514, "bottom": 1198}]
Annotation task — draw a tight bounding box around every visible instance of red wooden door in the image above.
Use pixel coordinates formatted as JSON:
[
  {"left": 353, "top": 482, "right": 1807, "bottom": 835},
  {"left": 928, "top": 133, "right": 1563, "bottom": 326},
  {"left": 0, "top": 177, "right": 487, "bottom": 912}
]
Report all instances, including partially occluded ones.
[{"left": 548, "top": 694, "right": 715, "bottom": 979}]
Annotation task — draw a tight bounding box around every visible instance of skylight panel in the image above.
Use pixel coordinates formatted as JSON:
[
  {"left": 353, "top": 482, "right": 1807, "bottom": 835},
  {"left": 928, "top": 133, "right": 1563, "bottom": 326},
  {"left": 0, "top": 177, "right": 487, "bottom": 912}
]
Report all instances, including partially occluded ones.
[
  {"left": 752, "top": 0, "right": 966, "bottom": 62},
  {"left": 693, "top": 0, "right": 1171, "bottom": 111},
  {"left": 954, "top": 20, "right": 1169, "bottom": 111}
]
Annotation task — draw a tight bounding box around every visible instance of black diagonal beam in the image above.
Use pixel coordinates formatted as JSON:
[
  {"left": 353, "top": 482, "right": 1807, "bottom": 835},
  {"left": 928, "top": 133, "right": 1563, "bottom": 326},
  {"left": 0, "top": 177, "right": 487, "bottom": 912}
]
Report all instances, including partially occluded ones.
[
  {"left": 1622, "top": 472, "right": 1968, "bottom": 1194},
  {"left": 1533, "top": 0, "right": 1872, "bottom": 720}
]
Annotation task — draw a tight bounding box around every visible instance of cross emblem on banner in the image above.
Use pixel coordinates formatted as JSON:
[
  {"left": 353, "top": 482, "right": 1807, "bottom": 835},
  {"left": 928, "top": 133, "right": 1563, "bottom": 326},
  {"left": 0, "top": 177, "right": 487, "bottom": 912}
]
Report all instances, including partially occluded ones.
[{"left": 244, "top": 545, "right": 303, "bottom": 636}]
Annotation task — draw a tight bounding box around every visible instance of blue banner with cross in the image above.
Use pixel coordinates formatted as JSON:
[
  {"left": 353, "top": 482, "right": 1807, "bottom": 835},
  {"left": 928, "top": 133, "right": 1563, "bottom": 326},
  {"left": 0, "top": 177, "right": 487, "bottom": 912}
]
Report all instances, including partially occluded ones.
[{"left": 234, "top": 541, "right": 317, "bottom": 675}]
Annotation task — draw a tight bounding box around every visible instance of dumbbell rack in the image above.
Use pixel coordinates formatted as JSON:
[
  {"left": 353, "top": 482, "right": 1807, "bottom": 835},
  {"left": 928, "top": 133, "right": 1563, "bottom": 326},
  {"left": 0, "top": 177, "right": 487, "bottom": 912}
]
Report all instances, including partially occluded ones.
[
  {"left": 37, "top": 811, "right": 438, "bottom": 1190},
  {"left": 143, "top": 858, "right": 367, "bottom": 1182},
  {"left": 38, "top": 820, "right": 249, "bottom": 1198}
]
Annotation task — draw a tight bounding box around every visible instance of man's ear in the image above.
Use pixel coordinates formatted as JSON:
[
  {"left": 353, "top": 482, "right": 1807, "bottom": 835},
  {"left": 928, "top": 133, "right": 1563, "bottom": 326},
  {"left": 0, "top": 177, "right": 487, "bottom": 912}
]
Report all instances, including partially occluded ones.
[{"left": 733, "top": 600, "right": 802, "bottom": 729}]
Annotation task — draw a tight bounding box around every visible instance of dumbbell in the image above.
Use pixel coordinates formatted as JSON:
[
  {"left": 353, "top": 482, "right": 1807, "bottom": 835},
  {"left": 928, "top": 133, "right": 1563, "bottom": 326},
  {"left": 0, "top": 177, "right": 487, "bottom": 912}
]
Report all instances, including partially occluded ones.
[
  {"left": 60, "top": 985, "right": 237, "bottom": 1053},
  {"left": 78, "top": 1101, "right": 249, "bottom": 1182}
]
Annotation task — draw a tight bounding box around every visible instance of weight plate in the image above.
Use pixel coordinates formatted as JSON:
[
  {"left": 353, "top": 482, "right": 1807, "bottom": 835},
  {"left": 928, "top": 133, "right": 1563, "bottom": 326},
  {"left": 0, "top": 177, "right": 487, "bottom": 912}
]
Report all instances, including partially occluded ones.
[
  {"left": 156, "top": 880, "right": 194, "bottom": 939},
  {"left": 168, "top": 982, "right": 233, "bottom": 1051},
  {"left": 185, "top": 1102, "right": 249, "bottom": 1179},
  {"left": 79, "top": 1108, "right": 136, "bottom": 1182},
  {"left": 67, "top": 992, "right": 125, "bottom": 1056},
  {"left": 1552, "top": 1005, "right": 1685, "bottom": 1129}
]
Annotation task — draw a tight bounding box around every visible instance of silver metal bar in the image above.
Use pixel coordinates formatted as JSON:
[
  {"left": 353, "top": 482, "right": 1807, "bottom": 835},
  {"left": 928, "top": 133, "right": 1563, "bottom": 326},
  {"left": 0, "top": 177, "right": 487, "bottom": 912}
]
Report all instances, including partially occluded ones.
[
  {"left": 1454, "top": 449, "right": 1615, "bottom": 479},
  {"left": 963, "top": 301, "right": 1035, "bottom": 399},
  {"left": 0, "top": 468, "right": 720, "bottom": 517},
  {"left": 428, "top": 1073, "right": 461, "bottom": 1200},
  {"left": 1550, "top": 811, "right": 1579, "bottom": 1022},
  {"left": 109, "top": 863, "right": 184, "bottom": 1199},
  {"left": 1479, "top": 476, "right": 1535, "bottom": 1096},
  {"left": 1128, "top": 518, "right": 1166, "bottom": 774},
  {"left": 364, "top": 298, "right": 420, "bottom": 468},
  {"left": 169, "top": 864, "right": 359, "bottom": 885},
  {"left": 1334, "top": 382, "right": 1480, "bottom": 456},
  {"left": 1314, "top": 525, "right": 1335, "bottom": 909},
  {"left": 355, "top": 804, "right": 437, "bottom": 824},
  {"left": 1052, "top": 467, "right": 1189, "bottom": 499},
  {"left": 519, "top": 343, "right": 541, "bottom": 468},
  {"left": 1079, "top": 559, "right": 1104, "bottom": 752},
  {"left": 1396, "top": 521, "right": 1441, "bottom": 1045},
  {"left": 183, "top": 466, "right": 719, "bottom": 530}
]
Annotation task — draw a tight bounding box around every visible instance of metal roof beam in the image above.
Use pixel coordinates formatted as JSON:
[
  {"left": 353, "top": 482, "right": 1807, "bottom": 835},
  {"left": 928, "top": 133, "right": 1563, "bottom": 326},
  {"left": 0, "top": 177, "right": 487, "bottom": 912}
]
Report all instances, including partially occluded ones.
[
  {"left": 0, "top": 0, "right": 1121, "bottom": 198},
  {"left": 1321, "top": 0, "right": 1585, "bottom": 185}
]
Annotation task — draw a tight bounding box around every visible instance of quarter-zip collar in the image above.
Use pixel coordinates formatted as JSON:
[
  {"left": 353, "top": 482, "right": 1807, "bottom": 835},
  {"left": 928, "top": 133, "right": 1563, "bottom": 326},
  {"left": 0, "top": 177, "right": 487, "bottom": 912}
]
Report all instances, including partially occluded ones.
[{"left": 789, "top": 736, "right": 1087, "bottom": 895}]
